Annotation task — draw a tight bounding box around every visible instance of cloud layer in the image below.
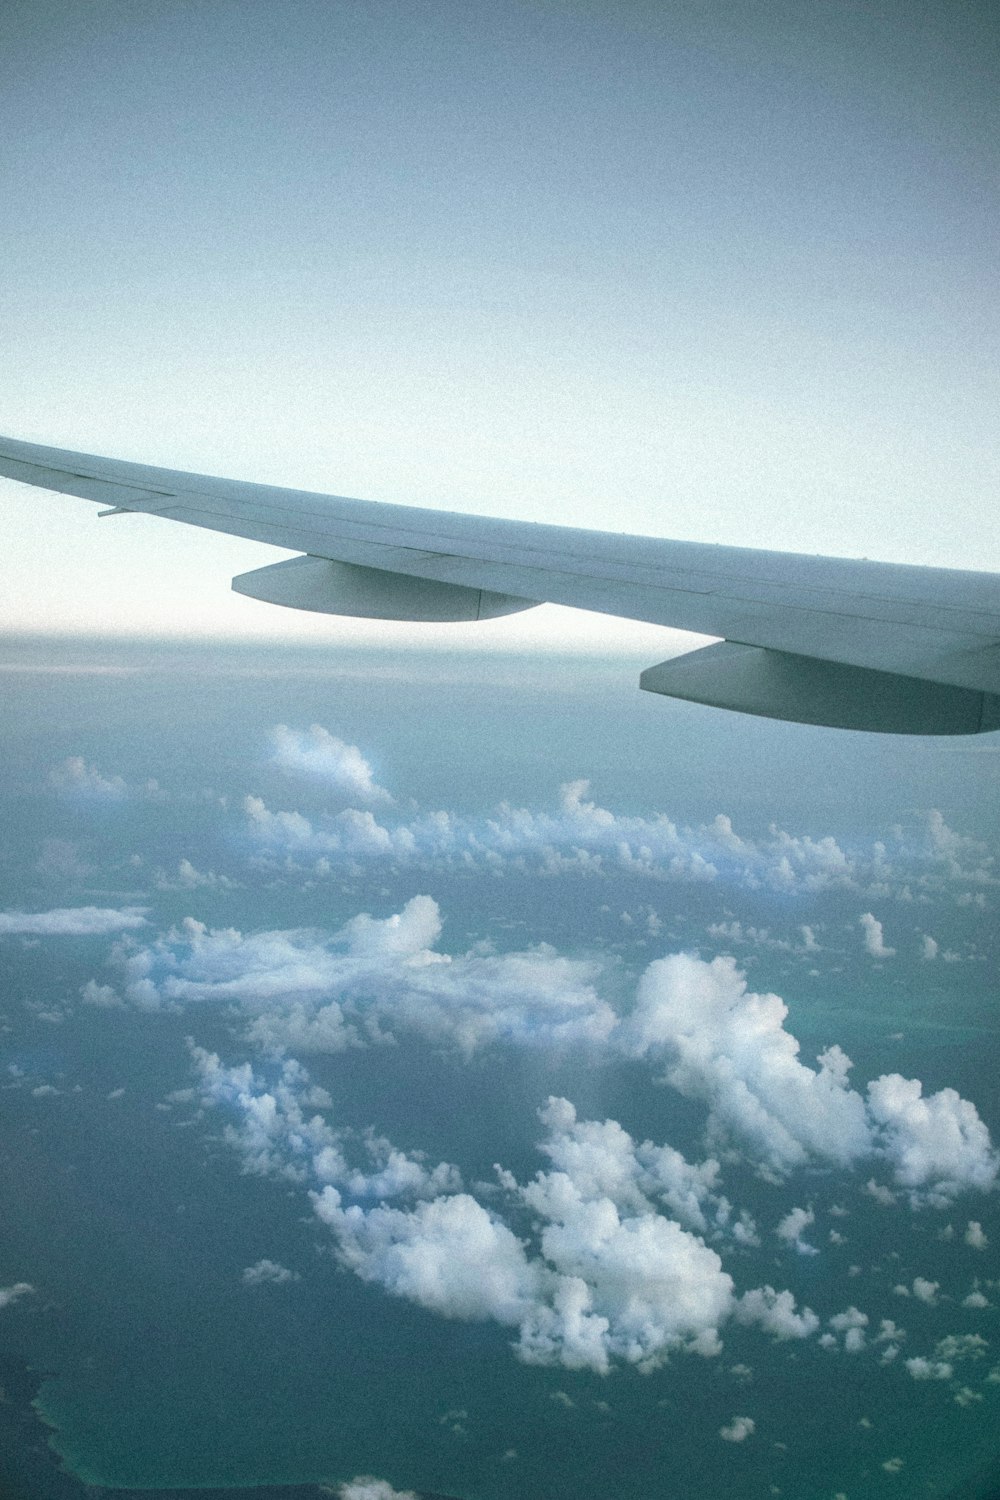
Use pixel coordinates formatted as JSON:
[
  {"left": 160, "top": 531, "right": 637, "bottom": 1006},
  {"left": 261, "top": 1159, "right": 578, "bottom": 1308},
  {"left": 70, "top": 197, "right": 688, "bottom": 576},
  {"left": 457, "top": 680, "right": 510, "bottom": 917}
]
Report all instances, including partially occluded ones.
[
  {"left": 112, "top": 894, "right": 998, "bottom": 1214},
  {"left": 239, "top": 742, "right": 997, "bottom": 908},
  {"left": 0, "top": 906, "right": 148, "bottom": 936},
  {"left": 189, "top": 1038, "right": 828, "bottom": 1375},
  {"left": 113, "top": 896, "right": 615, "bottom": 1057}
]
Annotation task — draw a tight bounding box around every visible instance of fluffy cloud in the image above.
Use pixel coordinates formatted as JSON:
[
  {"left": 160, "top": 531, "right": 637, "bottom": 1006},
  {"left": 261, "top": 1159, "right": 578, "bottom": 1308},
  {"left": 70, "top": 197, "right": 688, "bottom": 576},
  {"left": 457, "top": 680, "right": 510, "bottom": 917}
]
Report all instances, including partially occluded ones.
[
  {"left": 192, "top": 1048, "right": 812, "bottom": 1376},
  {"left": 312, "top": 1094, "right": 811, "bottom": 1375},
  {"left": 866, "top": 1077, "right": 999, "bottom": 1207},
  {"left": 965, "top": 1220, "right": 988, "bottom": 1249},
  {"left": 156, "top": 859, "right": 236, "bottom": 891},
  {"left": 112, "top": 897, "right": 616, "bottom": 1057},
  {"left": 935, "top": 1333, "right": 988, "bottom": 1363},
  {"left": 238, "top": 752, "right": 996, "bottom": 908},
  {"left": 81, "top": 979, "right": 121, "bottom": 1007},
  {"left": 244, "top": 796, "right": 414, "bottom": 861},
  {"left": 776, "top": 1206, "right": 817, "bottom": 1256},
  {"left": 859, "top": 913, "right": 895, "bottom": 960},
  {"left": 152, "top": 879, "right": 985, "bottom": 1383},
  {"left": 527, "top": 1097, "right": 748, "bottom": 1241},
  {"left": 719, "top": 1415, "right": 755, "bottom": 1442},
  {"left": 210, "top": 1060, "right": 742, "bottom": 1374},
  {"left": 622, "top": 952, "right": 998, "bottom": 1203},
  {"left": 242, "top": 780, "right": 861, "bottom": 892},
  {"left": 115, "top": 907, "right": 998, "bottom": 1208},
  {"left": 733, "top": 1286, "right": 819, "bottom": 1341},
  {"left": 623, "top": 953, "right": 872, "bottom": 1178},
  {"left": 241, "top": 1259, "right": 299, "bottom": 1286},
  {"left": 924, "top": 810, "right": 996, "bottom": 887},
  {"left": 905, "top": 1356, "right": 952, "bottom": 1380},
  {"left": 828, "top": 1307, "right": 869, "bottom": 1353},
  {"left": 315, "top": 1158, "right": 769, "bottom": 1376},
  {"left": 0, "top": 906, "right": 148, "bottom": 936},
  {"left": 270, "top": 725, "right": 393, "bottom": 804},
  {"left": 315, "top": 1189, "right": 545, "bottom": 1335},
  {"left": 191, "top": 1045, "right": 461, "bottom": 1198}
]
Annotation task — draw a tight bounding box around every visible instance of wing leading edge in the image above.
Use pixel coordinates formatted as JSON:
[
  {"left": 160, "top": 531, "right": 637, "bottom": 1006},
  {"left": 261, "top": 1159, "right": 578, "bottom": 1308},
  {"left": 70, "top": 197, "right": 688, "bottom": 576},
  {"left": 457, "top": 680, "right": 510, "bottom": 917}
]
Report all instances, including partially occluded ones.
[{"left": 1, "top": 434, "right": 998, "bottom": 734}]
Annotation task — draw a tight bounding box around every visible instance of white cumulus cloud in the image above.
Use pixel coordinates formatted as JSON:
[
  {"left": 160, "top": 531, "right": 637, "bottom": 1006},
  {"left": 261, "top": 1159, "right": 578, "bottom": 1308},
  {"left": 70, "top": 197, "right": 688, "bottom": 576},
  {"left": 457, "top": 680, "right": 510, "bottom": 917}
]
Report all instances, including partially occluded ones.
[
  {"left": 905, "top": 1356, "right": 952, "bottom": 1380},
  {"left": 237, "top": 744, "right": 1000, "bottom": 910},
  {"left": 733, "top": 1286, "right": 819, "bottom": 1341},
  {"left": 622, "top": 952, "right": 997, "bottom": 1203},
  {"left": 190, "top": 1042, "right": 813, "bottom": 1377},
  {"left": 866, "top": 1076, "right": 999, "bottom": 1207},
  {"left": 829, "top": 1306, "right": 869, "bottom": 1353},
  {"left": 310, "top": 1090, "right": 819, "bottom": 1376},
  {"left": 719, "top": 1415, "right": 755, "bottom": 1442},
  {"left": 859, "top": 913, "right": 895, "bottom": 959},
  {"left": 191, "top": 1045, "right": 461, "bottom": 1198},
  {"left": 776, "top": 1206, "right": 817, "bottom": 1256},
  {"left": 106, "top": 906, "right": 999, "bottom": 1212},
  {"left": 622, "top": 953, "right": 872, "bottom": 1178},
  {"left": 270, "top": 724, "right": 393, "bottom": 804}
]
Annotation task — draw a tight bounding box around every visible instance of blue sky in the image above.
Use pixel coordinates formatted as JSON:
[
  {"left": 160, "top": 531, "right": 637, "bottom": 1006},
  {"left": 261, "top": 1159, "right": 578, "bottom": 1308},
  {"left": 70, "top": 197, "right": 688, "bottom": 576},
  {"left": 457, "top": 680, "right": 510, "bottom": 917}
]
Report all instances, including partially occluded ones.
[{"left": 1, "top": 0, "right": 998, "bottom": 638}]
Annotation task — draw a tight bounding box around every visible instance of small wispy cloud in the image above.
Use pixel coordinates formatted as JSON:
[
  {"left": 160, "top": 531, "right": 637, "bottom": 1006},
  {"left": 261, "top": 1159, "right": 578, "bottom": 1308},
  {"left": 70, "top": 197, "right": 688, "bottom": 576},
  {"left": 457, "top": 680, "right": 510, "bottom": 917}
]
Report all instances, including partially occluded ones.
[
  {"left": 0, "top": 1282, "right": 34, "bottom": 1311},
  {"left": 270, "top": 724, "right": 394, "bottom": 804},
  {"left": 719, "top": 1415, "right": 755, "bottom": 1442},
  {"left": 50, "top": 756, "right": 127, "bottom": 800},
  {"left": 338, "top": 1480, "right": 417, "bottom": 1500},
  {"left": 241, "top": 1259, "right": 300, "bottom": 1287},
  {"left": 0, "top": 906, "right": 148, "bottom": 936}
]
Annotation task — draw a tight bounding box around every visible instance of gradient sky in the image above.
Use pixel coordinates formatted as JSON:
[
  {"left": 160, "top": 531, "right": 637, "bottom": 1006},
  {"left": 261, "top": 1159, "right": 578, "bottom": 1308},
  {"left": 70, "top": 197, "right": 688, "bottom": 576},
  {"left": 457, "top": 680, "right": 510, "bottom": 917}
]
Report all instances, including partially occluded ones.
[{"left": 1, "top": 0, "right": 997, "bottom": 640}]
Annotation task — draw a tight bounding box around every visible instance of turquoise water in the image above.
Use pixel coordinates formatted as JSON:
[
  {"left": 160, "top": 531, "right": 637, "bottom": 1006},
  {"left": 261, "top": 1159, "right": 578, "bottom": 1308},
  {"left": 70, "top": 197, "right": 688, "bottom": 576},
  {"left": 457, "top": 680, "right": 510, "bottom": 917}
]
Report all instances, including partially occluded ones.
[{"left": 1, "top": 636, "right": 998, "bottom": 1498}]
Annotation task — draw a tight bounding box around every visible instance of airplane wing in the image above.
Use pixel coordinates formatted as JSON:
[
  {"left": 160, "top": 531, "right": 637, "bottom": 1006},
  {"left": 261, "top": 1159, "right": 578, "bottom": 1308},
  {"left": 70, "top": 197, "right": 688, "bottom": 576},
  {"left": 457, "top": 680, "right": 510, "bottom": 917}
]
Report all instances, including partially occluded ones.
[{"left": 1, "top": 433, "right": 998, "bottom": 735}]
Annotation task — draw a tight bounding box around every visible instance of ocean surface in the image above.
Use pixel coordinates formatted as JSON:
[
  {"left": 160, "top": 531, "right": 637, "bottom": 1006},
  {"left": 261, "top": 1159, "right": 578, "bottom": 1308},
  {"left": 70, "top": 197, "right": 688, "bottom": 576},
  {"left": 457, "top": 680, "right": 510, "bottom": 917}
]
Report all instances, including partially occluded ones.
[{"left": 1, "top": 635, "right": 998, "bottom": 1499}]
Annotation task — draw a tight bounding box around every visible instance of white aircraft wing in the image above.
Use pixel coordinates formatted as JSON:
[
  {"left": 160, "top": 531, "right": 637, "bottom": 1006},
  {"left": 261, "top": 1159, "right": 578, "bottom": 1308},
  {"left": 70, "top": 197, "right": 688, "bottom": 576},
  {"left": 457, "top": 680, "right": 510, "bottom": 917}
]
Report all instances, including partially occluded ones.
[{"left": 1, "top": 434, "right": 998, "bottom": 735}]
